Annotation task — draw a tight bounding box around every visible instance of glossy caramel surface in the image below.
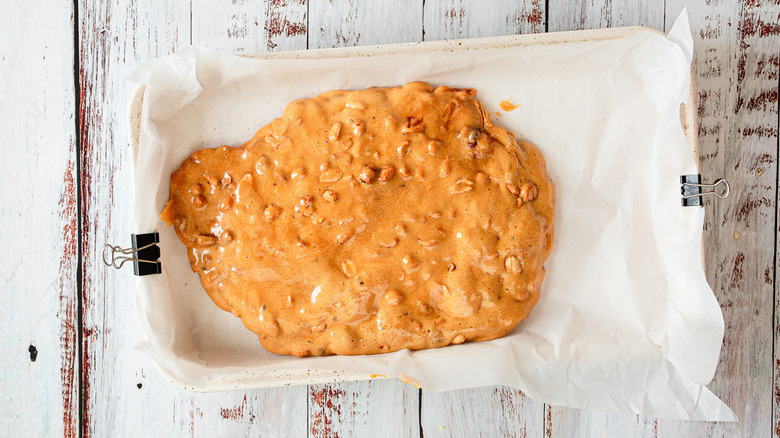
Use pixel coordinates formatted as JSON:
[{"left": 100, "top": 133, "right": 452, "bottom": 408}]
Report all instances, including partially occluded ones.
[{"left": 161, "top": 82, "right": 554, "bottom": 357}]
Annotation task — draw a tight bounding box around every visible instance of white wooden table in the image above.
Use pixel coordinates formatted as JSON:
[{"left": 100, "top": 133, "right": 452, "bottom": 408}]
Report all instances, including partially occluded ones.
[{"left": 2, "top": 0, "right": 777, "bottom": 436}]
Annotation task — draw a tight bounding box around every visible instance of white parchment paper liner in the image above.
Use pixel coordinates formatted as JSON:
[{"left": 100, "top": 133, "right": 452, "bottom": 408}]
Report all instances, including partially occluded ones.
[{"left": 129, "top": 10, "right": 735, "bottom": 420}]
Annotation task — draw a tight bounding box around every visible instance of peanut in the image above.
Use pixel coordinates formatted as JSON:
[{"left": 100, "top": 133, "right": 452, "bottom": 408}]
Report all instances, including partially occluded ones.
[
  {"left": 353, "top": 121, "right": 365, "bottom": 136},
  {"left": 378, "top": 165, "right": 395, "bottom": 182},
  {"left": 504, "top": 256, "right": 522, "bottom": 273},
  {"left": 451, "top": 178, "right": 474, "bottom": 194},
  {"left": 401, "top": 117, "right": 424, "bottom": 134},
  {"left": 290, "top": 167, "right": 306, "bottom": 180},
  {"left": 397, "top": 141, "right": 410, "bottom": 158},
  {"left": 192, "top": 195, "right": 207, "bottom": 208},
  {"left": 341, "top": 259, "right": 357, "bottom": 278},
  {"left": 402, "top": 255, "right": 419, "bottom": 270},
  {"left": 336, "top": 232, "right": 353, "bottom": 244},
  {"left": 323, "top": 189, "right": 339, "bottom": 202},
  {"left": 439, "top": 157, "right": 452, "bottom": 178},
  {"left": 384, "top": 290, "right": 403, "bottom": 305},
  {"left": 379, "top": 238, "right": 399, "bottom": 248},
  {"left": 319, "top": 168, "right": 343, "bottom": 183},
  {"left": 427, "top": 140, "right": 439, "bottom": 155},
  {"left": 218, "top": 196, "right": 233, "bottom": 212},
  {"left": 204, "top": 174, "right": 219, "bottom": 188},
  {"left": 419, "top": 236, "right": 441, "bottom": 249},
  {"left": 219, "top": 230, "right": 233, "bottom": 245},
  {"left": 359, "top": 166, "right": 376, "bottom": 184},
  {"left": 328, "top": 122, "right": 342, "bottom": 142},
  {"left": 520, "top": 183, "right": 538, "bottom": 202},
  {"left": 264, "top": 204, "right": 282, "bottom": 221},
  {"left": 196, "top": 234, "right": 218, "bottom": 247}
]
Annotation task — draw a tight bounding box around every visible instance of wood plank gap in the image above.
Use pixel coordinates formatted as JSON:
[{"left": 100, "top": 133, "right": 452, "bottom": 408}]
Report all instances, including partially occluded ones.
[
  {"left": 293, "top": 1, "right": 312, "bottom": 433},
  {"left": 418, "top": 389, "right": 423, "bottom": 437},
  {"left": 421, "top": 0, "right": 425, "bottom": 42},
  {"left": 189, "top": 0, "right": 193, "bottom": 45},
  {"left": 542, "top": 5, "right": 549, "bottom": 436},
  {"left": 774, "top": 70, "right": 780, "bottom": 438},
  {"left": 662, "top": 0, "right": 666, "bottom": 33},
  {"left": 544, "top": 0, "right": 549, "bottom": 32},
  {"left": 541, "top": 5, "right": 548, "bottom": 438},
  {"left": 306, "top": 0, "right": 309, "bottom": 50},
  {"left": 72, "top": 0, "right": 85, "bottom": 436}
]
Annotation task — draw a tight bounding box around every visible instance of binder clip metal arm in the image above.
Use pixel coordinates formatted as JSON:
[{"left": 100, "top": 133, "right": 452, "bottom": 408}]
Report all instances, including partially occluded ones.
[
  {"left": 103, "top": 233, "right": 162, "bottom": 276},
  {"left": 680, "top": 175, "right": 730, "bottom": 207}
]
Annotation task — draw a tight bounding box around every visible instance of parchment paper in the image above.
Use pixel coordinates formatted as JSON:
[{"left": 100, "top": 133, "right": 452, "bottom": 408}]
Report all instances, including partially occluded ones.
[{"left": 128, "top": 10, "right": 735, "bottom": 420}]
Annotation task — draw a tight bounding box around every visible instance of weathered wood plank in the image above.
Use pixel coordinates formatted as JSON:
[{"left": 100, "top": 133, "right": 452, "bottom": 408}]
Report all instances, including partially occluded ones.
[
  {"left": 191, "top": 0, "right": 308, "bottom": 53},
  {"left": 309, "top": 379, "right": 420, "bottom": 437},
  {"left": 79, "top": 1, "right": 309, "bottom": 436},
  {"left": 423, "top": 0, "right": 545, "bottom": 40},
  {"left": 544, "top": 0, "right": 666, "bottom": 435},
  {"left": 545, "top": 0, "right": 779, "bottom": 436},
  {"left": 545, "top": 407, "right": 660, "bottom": 438},
  {"left": 418, "top": 2, "right": 547, "bottom": 437},
  {"left": 544, "top": 410, "right": 656, "bottom": 438},
  {"left": 79, "top": 0, "right": 190, "bottom": 435},
  {"left": 0, "top": 1, "right": 77, "bottom": 436},
  {"left": 658, "top": 1, "right": 778, "bottom": 437},
  {"left": 421, "top": 387, "right": 544, "bottom": 437},
  {"left": 307, "top": 0, "right": 423, "bottom": 48},
  {"left": 547, "top": 0, "right": 664, "bottom": 32},
  {"left": 118, "top": 359, "right": 308, "bottom": 437}
]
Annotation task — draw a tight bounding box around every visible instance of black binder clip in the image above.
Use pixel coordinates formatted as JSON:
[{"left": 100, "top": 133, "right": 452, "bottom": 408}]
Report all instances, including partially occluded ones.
[
  {"left": 680, "top": 175, "right": 730, "bottom": 207},
  {"left": 103, "top": 233, "right": 162, "bottom": 276}
]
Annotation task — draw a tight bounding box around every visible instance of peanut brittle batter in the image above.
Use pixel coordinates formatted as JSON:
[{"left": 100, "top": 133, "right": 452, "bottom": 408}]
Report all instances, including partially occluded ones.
[{"left": 161, "top": 82, "right": 555, "bottom": 357}]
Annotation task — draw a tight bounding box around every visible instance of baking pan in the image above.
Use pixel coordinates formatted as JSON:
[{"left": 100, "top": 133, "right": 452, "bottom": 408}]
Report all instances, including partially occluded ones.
[{"left": 128, "top": 26, "right": 698, "bottom": 391}]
